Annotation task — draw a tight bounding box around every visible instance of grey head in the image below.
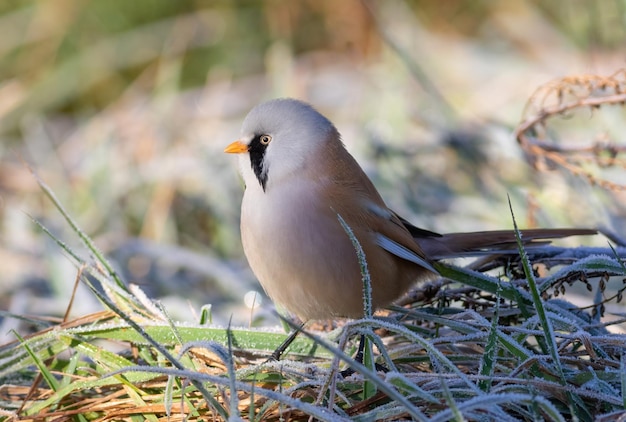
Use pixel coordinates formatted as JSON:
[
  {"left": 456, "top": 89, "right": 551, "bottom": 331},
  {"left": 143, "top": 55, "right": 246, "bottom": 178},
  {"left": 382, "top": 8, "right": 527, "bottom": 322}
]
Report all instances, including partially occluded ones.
[{"left": 239, "top": 98, "right": 339, "bottom": 191}]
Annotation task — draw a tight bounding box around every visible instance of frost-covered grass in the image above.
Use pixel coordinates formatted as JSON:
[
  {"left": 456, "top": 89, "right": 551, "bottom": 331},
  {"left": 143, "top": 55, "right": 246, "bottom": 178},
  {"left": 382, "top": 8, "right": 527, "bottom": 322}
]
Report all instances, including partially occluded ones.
[{"left": 1, "top": 176, "right": 625, "bottom": 421}]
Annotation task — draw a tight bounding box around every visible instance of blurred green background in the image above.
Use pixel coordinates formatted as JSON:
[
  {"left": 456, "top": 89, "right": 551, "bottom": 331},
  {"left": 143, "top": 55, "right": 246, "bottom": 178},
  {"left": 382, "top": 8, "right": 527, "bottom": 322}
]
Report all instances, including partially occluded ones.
[{"left": 1, "top": 0, "right": 625, "bottom": 335}]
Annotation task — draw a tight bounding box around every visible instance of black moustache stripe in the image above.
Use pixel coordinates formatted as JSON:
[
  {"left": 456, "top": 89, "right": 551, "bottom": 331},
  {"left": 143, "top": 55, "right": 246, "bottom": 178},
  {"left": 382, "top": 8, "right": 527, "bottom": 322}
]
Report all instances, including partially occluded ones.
[{"left": 248, "top": 135, "right": 269, "bottom": 191}]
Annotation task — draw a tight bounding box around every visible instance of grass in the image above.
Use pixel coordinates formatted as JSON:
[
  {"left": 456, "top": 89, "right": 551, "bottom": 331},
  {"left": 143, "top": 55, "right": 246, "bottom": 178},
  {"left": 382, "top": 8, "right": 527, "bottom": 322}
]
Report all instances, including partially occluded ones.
[{"left": 0, "top": 173, "right": 625, "bottom": 421}]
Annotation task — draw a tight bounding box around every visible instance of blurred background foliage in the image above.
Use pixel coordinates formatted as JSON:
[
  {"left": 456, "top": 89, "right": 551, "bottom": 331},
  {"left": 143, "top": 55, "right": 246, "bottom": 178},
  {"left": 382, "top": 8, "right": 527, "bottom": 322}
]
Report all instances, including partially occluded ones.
[{"left": 1, "top": 0, "right": 625, "bottom": 334}]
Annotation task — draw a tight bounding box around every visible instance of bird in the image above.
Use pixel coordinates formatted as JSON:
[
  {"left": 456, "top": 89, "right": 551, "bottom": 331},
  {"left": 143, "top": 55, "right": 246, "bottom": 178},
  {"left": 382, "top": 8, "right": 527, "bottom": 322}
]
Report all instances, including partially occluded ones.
[{"left": 224, "top": 98, "right": 596, "bottom": 322}]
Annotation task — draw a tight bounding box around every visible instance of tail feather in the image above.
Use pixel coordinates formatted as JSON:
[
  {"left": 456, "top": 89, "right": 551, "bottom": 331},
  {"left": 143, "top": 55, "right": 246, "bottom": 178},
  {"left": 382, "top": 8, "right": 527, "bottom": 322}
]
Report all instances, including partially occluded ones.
[{"left": 415, "top": 228, "right": 597, "bottom": 260}]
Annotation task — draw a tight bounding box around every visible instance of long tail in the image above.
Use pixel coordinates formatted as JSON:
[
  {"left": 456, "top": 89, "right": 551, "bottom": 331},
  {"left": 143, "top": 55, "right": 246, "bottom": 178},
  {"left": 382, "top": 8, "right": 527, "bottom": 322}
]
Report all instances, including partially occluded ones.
[{"left": 415, "top": 228, "right": 597, "bottom": 260}]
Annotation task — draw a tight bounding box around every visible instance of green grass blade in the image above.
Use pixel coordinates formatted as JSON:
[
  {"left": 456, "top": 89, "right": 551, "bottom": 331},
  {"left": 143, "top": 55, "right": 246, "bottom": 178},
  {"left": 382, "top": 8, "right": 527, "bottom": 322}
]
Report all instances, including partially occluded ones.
[
  {"left": 29, "top": 167, "right": 127, "bottom": 290},
  {"left": 13, "top": 331, "right": 59, "bottom": 392},
  {"left": 478, "top": 280, "right": 501, "bottom": 392}
]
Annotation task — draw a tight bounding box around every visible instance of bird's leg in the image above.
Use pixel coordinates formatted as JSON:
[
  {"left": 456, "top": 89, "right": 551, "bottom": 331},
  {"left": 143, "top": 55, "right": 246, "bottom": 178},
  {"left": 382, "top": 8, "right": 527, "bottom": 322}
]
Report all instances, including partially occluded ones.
[
  {"left": 268, "top": 322, "right": 305, "bottom": 361},
  {"left": 341, "top": 334, "right": 388, "bottom": 377},
  {"left": 354, "top": 334, "right": 366, "bottom": 364},
  {"left": 340, "top": 334, "right": 366, "bottom": 377}
]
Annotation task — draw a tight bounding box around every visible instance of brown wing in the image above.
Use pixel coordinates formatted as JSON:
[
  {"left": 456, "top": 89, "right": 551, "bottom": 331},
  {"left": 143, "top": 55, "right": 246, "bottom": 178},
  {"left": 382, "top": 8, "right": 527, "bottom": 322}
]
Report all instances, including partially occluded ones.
[{"left": 321, "top": 139, "right": 432, "bottom": 267}]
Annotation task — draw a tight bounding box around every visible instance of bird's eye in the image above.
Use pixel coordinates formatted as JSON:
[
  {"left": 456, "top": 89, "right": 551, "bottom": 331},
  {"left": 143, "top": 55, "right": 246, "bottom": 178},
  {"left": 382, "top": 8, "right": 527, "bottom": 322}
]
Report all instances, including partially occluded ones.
[{"left": 260, "top": 135, "right": 272, "bottom": 145}]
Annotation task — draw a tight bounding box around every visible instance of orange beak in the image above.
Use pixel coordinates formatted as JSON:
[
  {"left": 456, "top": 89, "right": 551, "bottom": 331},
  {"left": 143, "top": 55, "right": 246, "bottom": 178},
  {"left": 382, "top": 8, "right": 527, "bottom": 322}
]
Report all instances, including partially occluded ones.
[{"left": 224, "top": 140, "right": 249, "bottom": 154}]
